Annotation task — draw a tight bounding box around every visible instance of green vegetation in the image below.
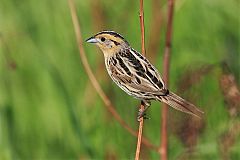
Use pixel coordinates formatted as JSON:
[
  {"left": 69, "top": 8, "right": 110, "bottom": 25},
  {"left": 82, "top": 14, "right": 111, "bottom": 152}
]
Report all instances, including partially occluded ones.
[{"left": 0, "top": 0, "right": 239, "bottom": 159}]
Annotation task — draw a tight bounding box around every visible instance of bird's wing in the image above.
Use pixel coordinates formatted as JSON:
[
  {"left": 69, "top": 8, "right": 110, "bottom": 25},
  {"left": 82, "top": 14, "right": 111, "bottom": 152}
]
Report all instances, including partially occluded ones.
[{"left": 108, "top": 48, "right": 167, "bottom": 96}]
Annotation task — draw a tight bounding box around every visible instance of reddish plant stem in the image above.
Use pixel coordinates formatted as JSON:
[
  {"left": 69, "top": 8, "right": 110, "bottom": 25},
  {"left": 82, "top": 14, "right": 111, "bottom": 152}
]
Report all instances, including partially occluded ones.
[
  {"left": 160, "top": 0, "right": 175, "bottom": 159},
  {"left": 135, "top": 0, "right": 146, "bottom": 159},
  {"left": 139, "top": 0, "right": 145, "bottom": 55},
  {"left": 135, "top": 108, "right": 144, "bottom": 160}
]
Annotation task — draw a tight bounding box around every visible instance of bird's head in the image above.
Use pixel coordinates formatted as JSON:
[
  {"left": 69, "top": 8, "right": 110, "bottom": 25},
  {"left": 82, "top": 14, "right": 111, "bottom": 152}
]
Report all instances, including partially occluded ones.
[{"left": 86, "top": 31, "right": 130, "bottom": 57}]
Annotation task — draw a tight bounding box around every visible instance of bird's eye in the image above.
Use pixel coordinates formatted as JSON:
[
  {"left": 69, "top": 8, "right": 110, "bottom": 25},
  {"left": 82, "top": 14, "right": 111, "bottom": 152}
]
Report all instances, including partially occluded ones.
[{"left": 100, "top": 37, "right": 106, "bottom": 42}]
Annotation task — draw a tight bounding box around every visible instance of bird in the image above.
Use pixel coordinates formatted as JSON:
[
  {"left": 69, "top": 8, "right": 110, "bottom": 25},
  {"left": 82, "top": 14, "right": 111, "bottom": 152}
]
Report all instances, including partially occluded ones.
[{"left": 86, "top": 31, "right": 204, "bottom": 120}]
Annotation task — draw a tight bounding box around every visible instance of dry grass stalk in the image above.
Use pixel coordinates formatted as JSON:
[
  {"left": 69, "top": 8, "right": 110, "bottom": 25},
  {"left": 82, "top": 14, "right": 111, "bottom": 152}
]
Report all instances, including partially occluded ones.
[{"left": 135, "top": 0, "right": 146, "bottom": 159}]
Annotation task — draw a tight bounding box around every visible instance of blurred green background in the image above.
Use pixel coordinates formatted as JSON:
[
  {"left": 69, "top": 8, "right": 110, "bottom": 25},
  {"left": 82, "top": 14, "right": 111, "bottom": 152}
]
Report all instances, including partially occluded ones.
[{"left": 0, "top": 0, "right": 239, "bottom": 159}]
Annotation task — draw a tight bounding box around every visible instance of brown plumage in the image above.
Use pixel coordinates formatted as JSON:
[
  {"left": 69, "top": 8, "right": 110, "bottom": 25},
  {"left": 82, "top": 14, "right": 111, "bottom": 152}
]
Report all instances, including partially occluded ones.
[{"left": 86, "top": 31, "right": 204, "bottom": 119}]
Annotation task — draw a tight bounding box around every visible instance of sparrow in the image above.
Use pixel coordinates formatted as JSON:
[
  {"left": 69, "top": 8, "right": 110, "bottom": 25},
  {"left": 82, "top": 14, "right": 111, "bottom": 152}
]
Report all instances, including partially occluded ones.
[{"left": 86, "top": 31, "right": 203, "bottom": 120}]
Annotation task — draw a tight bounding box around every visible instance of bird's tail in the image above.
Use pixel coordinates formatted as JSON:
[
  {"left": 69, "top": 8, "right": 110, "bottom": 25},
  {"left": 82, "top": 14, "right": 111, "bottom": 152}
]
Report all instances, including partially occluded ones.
[{"left": 158, "top": 91, "right": 204, "bottom": 118}]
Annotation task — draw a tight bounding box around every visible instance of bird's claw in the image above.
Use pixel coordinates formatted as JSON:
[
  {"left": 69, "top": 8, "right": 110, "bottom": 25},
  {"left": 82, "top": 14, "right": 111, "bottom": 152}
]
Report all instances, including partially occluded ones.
[
  {"left": 137, "top": 111, "right": 149, "bottom": 121},
  {"left": 137, "top": 100, "right": 151, "bottom": 121}
]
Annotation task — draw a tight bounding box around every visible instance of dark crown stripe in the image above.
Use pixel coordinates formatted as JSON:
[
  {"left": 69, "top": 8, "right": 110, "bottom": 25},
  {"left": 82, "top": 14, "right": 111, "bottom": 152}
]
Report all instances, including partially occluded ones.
[
  {"left": 95, "top": 31, "right": 125, "bottom": 39},
  {"left": 94, "top": 31, "right": 129, "bottom": 45}
]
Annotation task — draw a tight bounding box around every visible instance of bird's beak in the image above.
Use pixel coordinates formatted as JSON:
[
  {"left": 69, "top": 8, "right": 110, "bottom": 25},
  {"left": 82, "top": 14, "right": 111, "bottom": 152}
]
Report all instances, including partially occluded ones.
[{"left": 86, "top": 37, "right": 98, "bottom": 43}]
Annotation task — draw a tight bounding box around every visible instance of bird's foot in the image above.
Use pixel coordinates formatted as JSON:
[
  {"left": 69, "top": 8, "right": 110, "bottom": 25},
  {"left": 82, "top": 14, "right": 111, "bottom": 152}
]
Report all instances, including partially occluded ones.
[
  {"left": 137, "top": 112, "right": 150, "bottom": 121},
  {"left": 137, "top": 100, "right": 151, "bottom": 121}
]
